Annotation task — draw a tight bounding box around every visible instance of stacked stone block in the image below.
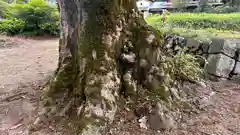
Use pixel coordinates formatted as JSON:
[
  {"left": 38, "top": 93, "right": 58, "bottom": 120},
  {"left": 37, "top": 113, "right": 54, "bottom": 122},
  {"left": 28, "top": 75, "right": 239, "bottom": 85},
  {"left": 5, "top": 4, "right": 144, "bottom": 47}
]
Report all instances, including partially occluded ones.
[{"left": 164, "top": 34, "right": 240, "bottom": 79}]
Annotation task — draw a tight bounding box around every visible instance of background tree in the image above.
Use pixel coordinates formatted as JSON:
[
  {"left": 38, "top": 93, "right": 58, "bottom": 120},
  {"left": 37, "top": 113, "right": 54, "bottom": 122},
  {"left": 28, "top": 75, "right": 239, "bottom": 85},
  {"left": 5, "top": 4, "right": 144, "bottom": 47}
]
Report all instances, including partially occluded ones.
[{"left": 0, "top": 0, "right": 27, "bottom": 17}]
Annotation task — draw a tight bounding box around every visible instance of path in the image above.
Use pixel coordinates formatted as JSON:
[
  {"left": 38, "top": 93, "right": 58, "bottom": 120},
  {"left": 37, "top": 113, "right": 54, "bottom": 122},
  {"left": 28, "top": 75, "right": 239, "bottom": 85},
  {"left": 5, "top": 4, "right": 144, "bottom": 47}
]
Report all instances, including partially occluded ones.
[{"left": 0, "top": 37, "right": 58, "bottom": 135}]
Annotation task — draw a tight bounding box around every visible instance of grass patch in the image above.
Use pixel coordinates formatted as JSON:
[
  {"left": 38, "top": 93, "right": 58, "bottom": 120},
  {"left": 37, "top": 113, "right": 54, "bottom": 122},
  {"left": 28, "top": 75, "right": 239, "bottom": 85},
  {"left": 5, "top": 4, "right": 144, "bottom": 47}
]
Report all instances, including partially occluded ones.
[
  {"left": 158, "top": 26, "right": 240, "bottom": 42},
  {"left": 146, "top": 13, "right": 240, "bottom": 31},
  {"left": 145, "top": 13, "right": 240, "bottom": 42}
]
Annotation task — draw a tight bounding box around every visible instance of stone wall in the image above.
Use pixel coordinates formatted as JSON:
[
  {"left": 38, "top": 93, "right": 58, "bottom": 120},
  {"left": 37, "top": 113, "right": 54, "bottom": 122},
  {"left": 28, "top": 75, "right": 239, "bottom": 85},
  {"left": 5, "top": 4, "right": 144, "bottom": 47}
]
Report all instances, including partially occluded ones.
[
  {"left": 164, "top": 34, "right": 240, "bottom": 79},
  {"left": 206, "top": 38, "right": 240, "bottom": 79}
]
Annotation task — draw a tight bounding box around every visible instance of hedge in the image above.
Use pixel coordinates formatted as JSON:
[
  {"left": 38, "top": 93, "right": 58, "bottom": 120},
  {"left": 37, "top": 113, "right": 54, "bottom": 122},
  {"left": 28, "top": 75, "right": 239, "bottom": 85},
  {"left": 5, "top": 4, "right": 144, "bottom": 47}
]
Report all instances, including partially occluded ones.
[
  {"left": 0, "top": 0, "right": 59, "bottom": 36},
  {"left": 146, "top": 13, "right": 240, "bottom": 31}
]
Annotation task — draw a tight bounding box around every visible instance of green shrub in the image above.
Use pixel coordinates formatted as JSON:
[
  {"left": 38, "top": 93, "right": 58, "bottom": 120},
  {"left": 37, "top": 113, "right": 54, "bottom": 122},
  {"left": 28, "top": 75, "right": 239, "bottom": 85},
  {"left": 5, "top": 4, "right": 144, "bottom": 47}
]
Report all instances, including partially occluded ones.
[
  {"left": 146, "top": 13, "right": 240, "bottom": 31},
  {"left": 213, "top": 5, "right": 239, "bottom": 13},
  {"left": 0, "top": 0, "right": 59, "bottom": 36},
  {"left": 165, "top": 51, "right": 203, "bottom": 82},
  {"left": 39, "top": 21, "right": 60, "bottom": 36},
  {"left": 0, "top": 18, "right": 24, "bottom": 35},
  {"left": 193, "top": 3, "right": 239, "bottom": 13}
]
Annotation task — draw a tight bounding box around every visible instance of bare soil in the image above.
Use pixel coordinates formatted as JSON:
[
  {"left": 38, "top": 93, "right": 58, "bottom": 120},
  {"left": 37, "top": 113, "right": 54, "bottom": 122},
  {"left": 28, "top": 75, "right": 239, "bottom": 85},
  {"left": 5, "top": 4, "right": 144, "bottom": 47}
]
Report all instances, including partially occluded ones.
[
  {"left": 108, "top": 80, "right": 240, "bottom": 135},
  {"left": 0, "top": 36, "right": 59, "bottom": 135},
  {"left": 0, "top": 36, "right": 239, "bottom": 135}
]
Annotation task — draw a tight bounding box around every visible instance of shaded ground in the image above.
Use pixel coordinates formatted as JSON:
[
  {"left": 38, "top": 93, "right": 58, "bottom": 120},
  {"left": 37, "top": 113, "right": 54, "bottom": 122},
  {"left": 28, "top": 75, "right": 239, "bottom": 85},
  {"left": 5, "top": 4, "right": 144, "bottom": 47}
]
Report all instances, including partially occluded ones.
[{"left": 0, "top": 36, "right": 239, "bottom": 135}]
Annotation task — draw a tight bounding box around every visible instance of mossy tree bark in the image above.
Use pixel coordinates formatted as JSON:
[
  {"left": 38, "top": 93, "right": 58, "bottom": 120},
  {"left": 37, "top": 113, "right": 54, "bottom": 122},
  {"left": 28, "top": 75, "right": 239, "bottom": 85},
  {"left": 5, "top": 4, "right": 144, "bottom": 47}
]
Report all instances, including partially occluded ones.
[{"left": 44, "top": 0, "right": 164, "bottom": 134}]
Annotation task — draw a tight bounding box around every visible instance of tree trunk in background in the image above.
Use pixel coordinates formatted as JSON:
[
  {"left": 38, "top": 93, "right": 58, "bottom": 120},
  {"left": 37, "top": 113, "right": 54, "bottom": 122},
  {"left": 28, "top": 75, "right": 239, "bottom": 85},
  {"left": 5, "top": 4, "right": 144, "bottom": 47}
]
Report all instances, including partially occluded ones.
[{"left": 43, "top": 0, "right": 163, "bottom": 134}]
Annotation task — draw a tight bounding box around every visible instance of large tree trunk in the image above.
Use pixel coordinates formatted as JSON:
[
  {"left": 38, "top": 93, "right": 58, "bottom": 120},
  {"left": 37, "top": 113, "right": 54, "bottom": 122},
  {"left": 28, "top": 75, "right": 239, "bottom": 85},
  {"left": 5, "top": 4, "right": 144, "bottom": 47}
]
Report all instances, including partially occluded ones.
[{"left": 43, "top": 0, "right": 164, "bottom": 134}]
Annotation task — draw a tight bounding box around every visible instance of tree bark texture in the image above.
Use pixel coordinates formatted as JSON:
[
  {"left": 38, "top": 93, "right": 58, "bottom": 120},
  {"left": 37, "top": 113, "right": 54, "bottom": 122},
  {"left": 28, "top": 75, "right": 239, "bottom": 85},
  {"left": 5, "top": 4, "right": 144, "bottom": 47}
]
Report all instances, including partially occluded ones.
[{"left": 44, "top": 0, "right": 164, "bottom": 134}]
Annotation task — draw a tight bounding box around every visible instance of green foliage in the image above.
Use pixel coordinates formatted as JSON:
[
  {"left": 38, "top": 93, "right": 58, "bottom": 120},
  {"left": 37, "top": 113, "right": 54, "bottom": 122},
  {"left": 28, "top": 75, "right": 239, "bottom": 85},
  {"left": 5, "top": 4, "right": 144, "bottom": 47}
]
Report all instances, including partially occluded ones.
[
  {"left": 165, "top": 51, "right": 203, "bottom": 82},
  {"left": 194, "top": 3, "right": 239, "bottom": 13},
  {"left": 223, "top": 0, "right": 240, "bottom": 6},
  {"left": 213, "top": 4, "right": 239, "bottom": 13},
  {"left": 0, "top": 0, "right": 10, "bottom": 17},
  {"left": 39, "top": 21, "right": 60, "bottom": 36},
  {"left": 13, "top": 0, "right": 27, "bottom": 4},
  {"left": 0, "top": 0, "right": 59, "bottom": 36},
  {"left": 0, "top": 0, "right": 27, "bottom": 16},
  {"left": 0, "top": 18, "right": 24, "bottom": 35},
  {"left": 145, "top": 13, "right": 240, "bottom": 31}
]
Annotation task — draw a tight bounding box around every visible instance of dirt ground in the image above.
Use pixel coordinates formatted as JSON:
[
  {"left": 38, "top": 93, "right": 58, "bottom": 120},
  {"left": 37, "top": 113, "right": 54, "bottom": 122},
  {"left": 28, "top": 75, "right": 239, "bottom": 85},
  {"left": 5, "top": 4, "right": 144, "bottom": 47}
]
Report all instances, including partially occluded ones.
[
  {"left": 0, "top": 36, "right": 59, "bottom": 135},
  {"left": 108, "top": 80, "right": 240, "bottom": 135},
  {"left": 0, "top": 36, "right": 239, "bottom": 135}
]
